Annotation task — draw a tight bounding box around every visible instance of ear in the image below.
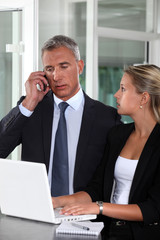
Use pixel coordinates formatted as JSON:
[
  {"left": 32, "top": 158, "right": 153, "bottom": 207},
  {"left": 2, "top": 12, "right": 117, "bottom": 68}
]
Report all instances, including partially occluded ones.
[
  {"left": 78, "top": 59, "right": 84, "bottom": 75},
  {"left": 140, "top": 92, "right": 150, "bottom": 105}
]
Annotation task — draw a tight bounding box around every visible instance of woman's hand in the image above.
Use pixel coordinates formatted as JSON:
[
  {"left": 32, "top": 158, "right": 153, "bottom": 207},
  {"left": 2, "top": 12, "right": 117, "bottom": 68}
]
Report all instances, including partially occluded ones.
[{"left": 59, "top": 202, "right": 99, "bottom": 216}]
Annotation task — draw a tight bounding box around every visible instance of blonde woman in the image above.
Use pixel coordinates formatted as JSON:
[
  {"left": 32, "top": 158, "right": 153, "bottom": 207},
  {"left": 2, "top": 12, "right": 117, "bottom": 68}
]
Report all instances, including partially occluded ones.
[{"left": 53, "top": 65, "right": 160, "bottom": 240}]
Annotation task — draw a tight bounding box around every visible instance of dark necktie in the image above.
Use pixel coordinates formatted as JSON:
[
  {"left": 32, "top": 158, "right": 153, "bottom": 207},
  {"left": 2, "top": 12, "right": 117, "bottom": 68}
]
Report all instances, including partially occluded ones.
[{"left": 51, "top": 102, "right": 69, "bottom": 197}]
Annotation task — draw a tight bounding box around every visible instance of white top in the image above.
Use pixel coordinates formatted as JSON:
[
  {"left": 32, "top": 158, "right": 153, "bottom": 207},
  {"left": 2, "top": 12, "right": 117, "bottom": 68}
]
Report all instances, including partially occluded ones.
[
  {"left": 111, "top": 156, "right": 138, "bottom": 204},
  {"left": 19, "top": 88, "right": 84, "bottom": 195}
]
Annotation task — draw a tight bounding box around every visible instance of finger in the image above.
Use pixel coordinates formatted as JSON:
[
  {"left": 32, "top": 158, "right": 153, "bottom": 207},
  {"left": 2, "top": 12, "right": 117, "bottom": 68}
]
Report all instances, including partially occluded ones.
[
  {"left": 28, "top": 71, "right": 46, "bottom": 84},
  {"left": 28, "top": 71, "right": 44, "bottom": 79},
  {"left": 60, "top": 204, "right": 78, "bottom": 213},
  {"left": 30, "top": 71, "right": 45, "bottom": 76},
  {"left": 60, "top": 206, "right": 85, "bottom": 216},
  {"left": 27, "top": 74, "right": 48, "bottom": 92}
]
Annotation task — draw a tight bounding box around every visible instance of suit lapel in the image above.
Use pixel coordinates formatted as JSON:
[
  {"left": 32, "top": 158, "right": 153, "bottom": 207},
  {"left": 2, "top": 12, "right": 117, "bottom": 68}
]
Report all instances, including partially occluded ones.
[
  {"left": 74, "top": 93, "right": 95, "bottom": 175},
  {"left": 41, "top": 91, "right": 54, "bottom": 171},
  {"left": 129, "top": 123, "right": 160, "bottom": 201}
]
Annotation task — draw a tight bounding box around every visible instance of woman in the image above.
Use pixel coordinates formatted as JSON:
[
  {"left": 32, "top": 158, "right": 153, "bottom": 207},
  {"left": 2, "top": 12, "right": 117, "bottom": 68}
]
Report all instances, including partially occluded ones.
[{"left": 52, "top": 64, "right": 160, "bottom": 240}]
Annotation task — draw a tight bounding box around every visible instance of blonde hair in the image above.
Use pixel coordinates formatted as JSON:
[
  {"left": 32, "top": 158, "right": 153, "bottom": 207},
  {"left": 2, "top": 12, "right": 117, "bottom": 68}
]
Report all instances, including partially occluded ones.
[{"left": 125, "top": 64, "right": 160, "bottom": 123}]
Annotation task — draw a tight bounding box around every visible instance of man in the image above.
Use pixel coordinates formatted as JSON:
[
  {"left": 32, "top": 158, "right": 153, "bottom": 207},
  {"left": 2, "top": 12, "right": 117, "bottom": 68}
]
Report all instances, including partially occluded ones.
[{"left": 0, "top": 35, "right": 122, "bottom": 196}]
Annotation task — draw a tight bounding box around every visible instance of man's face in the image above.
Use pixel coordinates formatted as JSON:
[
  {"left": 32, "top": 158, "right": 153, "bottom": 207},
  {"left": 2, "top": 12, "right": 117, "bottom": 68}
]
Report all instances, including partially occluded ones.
[{"left": 42, "top": 46, "right": 84, "bottom": 101}]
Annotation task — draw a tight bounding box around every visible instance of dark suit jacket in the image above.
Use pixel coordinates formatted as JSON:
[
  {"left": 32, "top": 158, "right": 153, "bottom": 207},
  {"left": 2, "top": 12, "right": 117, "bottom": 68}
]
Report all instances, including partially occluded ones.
[
  {"left": 0, "top": 90, "right": 121, "bottom": 192},
  {"left": 86, "top": 122, "right": 160, "bottom": 240}
]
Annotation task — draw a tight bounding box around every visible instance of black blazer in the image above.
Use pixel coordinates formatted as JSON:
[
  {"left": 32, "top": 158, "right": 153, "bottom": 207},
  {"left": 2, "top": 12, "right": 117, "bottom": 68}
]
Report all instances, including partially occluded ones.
[
  {"left": 0, "top": 90, "right": 121, "bottom": 192},
  {"left": 86, "top": 123, "right": 160, "bottom": 240}
]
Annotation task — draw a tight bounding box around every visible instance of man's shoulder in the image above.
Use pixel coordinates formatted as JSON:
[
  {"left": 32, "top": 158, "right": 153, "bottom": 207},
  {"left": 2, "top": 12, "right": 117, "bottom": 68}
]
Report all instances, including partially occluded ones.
[{"left": 84, "top": 93, "right": 118, "bottom": 113}]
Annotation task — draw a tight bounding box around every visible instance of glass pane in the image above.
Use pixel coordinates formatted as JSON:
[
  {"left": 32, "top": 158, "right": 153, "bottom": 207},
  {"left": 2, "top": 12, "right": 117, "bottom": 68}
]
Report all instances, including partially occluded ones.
[
  {"left": 70, "top": 2, "right": 86, "bottom": 91},
  {"left": 98, "top": 38, "right": 146, "bottom": 123},
  {"left": 39, "top": 0, "right": 86, "bottom": 90},
  {"left": 0, "top": 10, "right": 22, "bottom": 120},
  {"left": 98, "top": 0, "right": 154, "bottom": 32},
  {"left": 0, "top": 10, "right": 22, "bottom": 160},
  {"left": 0, "top": 12, "right": 12, "bottom": 119}
]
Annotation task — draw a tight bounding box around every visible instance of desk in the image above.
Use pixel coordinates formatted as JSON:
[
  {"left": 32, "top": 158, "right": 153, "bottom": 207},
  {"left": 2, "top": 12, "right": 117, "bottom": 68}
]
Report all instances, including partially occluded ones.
[{"left": 0, "top": 212, "right": 102, "bottom": 240}]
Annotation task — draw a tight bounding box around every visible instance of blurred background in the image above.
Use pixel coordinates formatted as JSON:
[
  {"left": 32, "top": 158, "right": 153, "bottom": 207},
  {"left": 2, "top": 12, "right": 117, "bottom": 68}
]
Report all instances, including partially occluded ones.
[{"left": 0, "top": 0, "right": 159, "bottom": 126}]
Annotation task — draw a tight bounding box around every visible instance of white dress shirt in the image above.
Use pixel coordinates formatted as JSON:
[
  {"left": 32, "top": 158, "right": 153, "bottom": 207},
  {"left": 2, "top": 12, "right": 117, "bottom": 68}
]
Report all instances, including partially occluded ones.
[
  {"left": 19, "top": 89, "right": 84, "bottom": 194},
  {"left": 48, "top": 89, "right": 84, "bottom": 194}
]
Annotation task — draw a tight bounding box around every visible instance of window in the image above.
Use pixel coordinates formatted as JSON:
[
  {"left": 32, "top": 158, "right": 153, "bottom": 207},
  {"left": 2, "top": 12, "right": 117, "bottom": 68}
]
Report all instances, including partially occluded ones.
[
  {"left": 98, "top": 0, "right": 154, "bottom": 32},
  {"left": 0, "top": 0, "right": 38, "bottom": 160},
  {"left": 38, "top": 0, "right": 160, "bottom": 124}
]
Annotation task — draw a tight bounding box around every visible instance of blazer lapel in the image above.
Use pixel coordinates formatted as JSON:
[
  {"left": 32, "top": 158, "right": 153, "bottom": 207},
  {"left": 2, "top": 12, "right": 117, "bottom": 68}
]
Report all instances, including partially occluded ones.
[
  {"left": 129, "top": 123, "right": 160, "bottom": 201},
  {"left": 41, "top": 91, "right": 54, "bottom": 171},
  {"left": 74, "top": 93, "right": 95, "bottom": 175},
  {"left": 109, "top": 123, "right": 135, "bottom": 165},
  {"left": 104, "top": 123, "right": 135, "bottom": 201}
]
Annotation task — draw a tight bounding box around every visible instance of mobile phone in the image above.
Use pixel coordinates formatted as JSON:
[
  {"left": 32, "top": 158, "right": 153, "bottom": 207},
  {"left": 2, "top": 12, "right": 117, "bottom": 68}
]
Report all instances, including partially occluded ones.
[
  {"left": 43, "top": 74, "right": 49, "bottom": 91},
  {"left": 43, "top": 75, "right": 47, "bottom": 91},
  {"left": 36, "top": 74, "right": 48, "bottom": 92}
]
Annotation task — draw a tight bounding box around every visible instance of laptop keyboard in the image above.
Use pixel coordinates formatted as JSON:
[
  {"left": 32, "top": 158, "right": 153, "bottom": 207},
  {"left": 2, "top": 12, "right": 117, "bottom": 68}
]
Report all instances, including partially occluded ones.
[{"left": 54, "top": 208, "right": 66, "bottom": 219}]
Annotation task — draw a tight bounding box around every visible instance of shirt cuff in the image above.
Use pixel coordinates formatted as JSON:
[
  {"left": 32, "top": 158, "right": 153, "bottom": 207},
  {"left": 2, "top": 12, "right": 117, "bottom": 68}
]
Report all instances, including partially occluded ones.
[{"left": 19, "top": 103, "right": 33, "bottom": 117}]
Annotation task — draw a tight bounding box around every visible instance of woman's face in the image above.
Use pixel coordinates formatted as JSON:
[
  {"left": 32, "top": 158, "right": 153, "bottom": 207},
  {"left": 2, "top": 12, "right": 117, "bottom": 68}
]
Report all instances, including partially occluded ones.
[{"left": 114, "top": 73, "right": 142, "bottom": 117}]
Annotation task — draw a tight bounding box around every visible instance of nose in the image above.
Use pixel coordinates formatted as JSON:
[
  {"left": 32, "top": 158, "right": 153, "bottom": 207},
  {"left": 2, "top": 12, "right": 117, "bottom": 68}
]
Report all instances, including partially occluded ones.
[
  {"left": 114, "top": 89, "right": 120, "bottom": 99},
  {"left": 53, "top": 68, "right": 60, "bottom": 81}
]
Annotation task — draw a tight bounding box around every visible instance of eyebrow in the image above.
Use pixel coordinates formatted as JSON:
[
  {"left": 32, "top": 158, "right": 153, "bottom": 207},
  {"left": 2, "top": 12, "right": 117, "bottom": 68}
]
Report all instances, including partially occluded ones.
[
  {"left": 44, "top": 65, "right": 53, "bottom": 68},
  {"left": 59, "top": 61, "right": 70, "bottom": 66},
  {"left": 44, "top": 62, "right": 71, "bottom": 70}
]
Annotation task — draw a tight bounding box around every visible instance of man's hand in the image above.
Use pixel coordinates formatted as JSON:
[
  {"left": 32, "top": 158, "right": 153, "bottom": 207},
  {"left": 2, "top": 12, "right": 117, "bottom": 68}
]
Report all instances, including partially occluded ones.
[
  {"left": 22, "top": 71, "right": 50, "bottom": 111},
  {"left": 52, "top": 196, "right": 67, "bottom": 209},
  {"left": 52, "top": 192, "right": 93, "bottom": 211}
]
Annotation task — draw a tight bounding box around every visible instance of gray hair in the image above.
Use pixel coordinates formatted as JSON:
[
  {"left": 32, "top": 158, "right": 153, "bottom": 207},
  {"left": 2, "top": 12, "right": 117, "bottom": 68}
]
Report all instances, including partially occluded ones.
[
  {"left": 125, "top": 64, "right": 160, "bottom": 123},
  {"left": 41, "top": 35, "right": 80, "bottom": 61}
]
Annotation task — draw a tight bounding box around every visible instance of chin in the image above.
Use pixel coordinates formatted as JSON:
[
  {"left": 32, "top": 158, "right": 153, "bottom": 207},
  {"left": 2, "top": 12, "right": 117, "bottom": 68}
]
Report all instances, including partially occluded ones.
[{"left": 118, "top": 110, "right": 125, "bottom": 115}]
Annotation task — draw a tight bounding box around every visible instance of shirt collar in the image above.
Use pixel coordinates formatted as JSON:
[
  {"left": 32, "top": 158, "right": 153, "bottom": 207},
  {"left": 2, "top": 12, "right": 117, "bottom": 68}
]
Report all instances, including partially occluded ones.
[{"left": 53, "top": 88, "right": 84, "bottom": 110}]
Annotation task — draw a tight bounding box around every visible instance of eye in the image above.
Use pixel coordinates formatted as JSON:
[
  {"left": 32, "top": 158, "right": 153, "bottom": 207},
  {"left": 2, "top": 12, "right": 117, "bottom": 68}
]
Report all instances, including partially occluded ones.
[
  {"left": 121, "top": 86, "right": 125, "bottom": 92},
  {"left": 61, "top": 65, "right": 68, "bottom": 69},
  {"left": 45, "top": 66, "right": 54, "bottom": 72}
]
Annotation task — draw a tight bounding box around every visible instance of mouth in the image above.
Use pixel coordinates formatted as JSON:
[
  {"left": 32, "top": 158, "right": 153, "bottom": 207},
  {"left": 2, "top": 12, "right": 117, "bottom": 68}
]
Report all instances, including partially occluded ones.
[
  {"left": 55, "top": 84, "right": 67, "bottom": 90},
  {"left": 116, "top": 102, "right": 120, "bottom": 108}
]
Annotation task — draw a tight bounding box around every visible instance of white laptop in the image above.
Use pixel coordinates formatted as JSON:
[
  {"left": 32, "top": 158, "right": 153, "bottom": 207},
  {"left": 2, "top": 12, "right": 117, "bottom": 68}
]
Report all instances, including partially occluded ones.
[{"left": 0, "top": 158, "right": 96, "bottom": 224}]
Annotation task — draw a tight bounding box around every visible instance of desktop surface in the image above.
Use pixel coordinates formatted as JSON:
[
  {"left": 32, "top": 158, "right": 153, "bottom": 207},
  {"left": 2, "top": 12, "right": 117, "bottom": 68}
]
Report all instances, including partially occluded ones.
[{"left": 0, "top": 211, "right": 102, "bottom": 240}]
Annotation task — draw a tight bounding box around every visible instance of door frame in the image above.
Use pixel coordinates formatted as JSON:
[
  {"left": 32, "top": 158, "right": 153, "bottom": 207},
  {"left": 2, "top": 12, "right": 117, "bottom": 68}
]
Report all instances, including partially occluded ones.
[
  {"left": 0, "top": 0, "right": 38, "bottom": 160},
  {"left": 0, "top": 0, "right": 39, "bottom": 94}
]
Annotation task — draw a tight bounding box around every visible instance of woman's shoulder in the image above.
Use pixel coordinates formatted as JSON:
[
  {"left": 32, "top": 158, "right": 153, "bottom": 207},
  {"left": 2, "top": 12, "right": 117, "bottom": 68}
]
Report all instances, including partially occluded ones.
[{"left": 108, "top": 122, "right": 134, "bottom": 138}]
